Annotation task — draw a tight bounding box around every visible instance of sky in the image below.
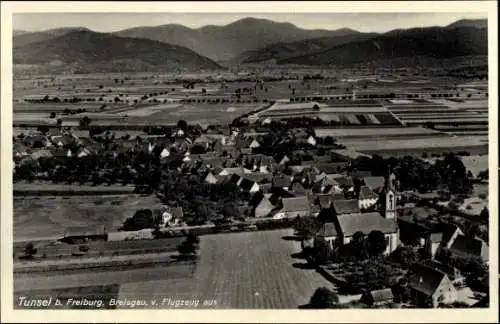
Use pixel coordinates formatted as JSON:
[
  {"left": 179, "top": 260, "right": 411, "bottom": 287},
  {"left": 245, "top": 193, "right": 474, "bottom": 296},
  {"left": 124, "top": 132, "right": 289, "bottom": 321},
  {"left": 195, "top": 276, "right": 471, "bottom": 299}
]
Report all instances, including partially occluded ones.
[{"left": 13, "top": 12, "right": 487, "bottom": 33}]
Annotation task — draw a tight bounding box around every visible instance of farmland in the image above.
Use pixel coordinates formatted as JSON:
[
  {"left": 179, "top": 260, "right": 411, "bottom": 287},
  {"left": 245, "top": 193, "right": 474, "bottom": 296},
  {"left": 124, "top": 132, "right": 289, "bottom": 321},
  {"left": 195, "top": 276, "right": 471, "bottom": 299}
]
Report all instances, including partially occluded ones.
[
  {"left": 13, "top": 194, "right": 163, "bottom": 242},
  {"left": 118, "top": 229, "right": 335, "bottom": 309},
  {"left": 337, "top": 136, "right": 488, "bottom": 157},
  {"left": 14, "top": 229, "right": 335, "bottom": 309},
  {"left": 314, "top": 126, "right": 443, "bottom": 138}
]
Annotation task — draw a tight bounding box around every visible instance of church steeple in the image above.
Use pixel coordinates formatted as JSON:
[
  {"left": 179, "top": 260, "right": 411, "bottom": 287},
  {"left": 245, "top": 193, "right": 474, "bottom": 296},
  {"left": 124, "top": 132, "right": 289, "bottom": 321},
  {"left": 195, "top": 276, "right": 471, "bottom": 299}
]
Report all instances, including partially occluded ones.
[{"left": 382, "top": 171, "right": 396, "bottom": 219}]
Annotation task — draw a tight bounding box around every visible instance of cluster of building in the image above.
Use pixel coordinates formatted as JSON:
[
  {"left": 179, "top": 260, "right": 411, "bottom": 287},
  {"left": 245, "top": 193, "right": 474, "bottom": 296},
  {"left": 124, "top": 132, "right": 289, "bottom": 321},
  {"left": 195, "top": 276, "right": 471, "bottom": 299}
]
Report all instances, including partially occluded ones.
[{"left": 13, "top": 119, "right": 489, "bottom": 308}]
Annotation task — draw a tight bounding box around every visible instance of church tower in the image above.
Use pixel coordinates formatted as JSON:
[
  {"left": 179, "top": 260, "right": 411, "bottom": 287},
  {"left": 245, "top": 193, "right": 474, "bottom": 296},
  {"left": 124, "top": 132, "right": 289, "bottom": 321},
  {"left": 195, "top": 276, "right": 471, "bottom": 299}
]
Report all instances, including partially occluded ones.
[{"left": 382, "top": 172, "right": 397, "bottom": 219}]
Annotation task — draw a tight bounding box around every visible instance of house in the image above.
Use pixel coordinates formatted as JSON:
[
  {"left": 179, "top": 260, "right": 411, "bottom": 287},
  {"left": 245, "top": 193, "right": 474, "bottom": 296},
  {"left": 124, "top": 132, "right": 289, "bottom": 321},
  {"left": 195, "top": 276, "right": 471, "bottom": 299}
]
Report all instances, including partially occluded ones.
[
  {"left": 316, "top": 162, "right": 348, "bottom": 175},
  {"left": 360, "top": 288, "right": 394, "bottom": 307},
  {"left": 243, "top": 172, "right": 273, "bottom": 184},
  {"left": 408, "top": 264, "right": 457, "bottom": 308},
  {"left": 274, "top": 196, "right": 311, "bottom": 219},
  {"left": 253, "top": 193, "right": 278, "bottom": 218},
  {"left": 419, "top": 260, "right": 463, "bottom": 283},
  {"left": 47, "top": 128, "right": 62, "bottom": 138},
  {"left": 249, "top": 139, "right": 261, "bottom": 149},
  {"left": 160, "top": 147, "right": 170, "bottom": 158},
  {"left": 447, "top": 235, "right": 489, "bottom": 263},
  {"left": 158, "top": 206, "right": 184, "bottom": 227},
  {"left": 203, "top": 171, "right": 219, "bottom": 184},
  {"left": 76, "top": 147, "right": 94, "bottom": 158},
  {"left": 242, "top": 154, "right": 276, "bottom": 173},
  {"left": 307, "top": 135, "right": 317, "bottom": 146},
  {"left": 333, "top": 199, "right": 361, "bottom": 215},
  {"left": 358, "top": 186, "right": 379, "bottom": 210},
  {"left": 316, "top": 222, "right": 337, "bottom": 247},
  {"left": 422, "top": 232, "right": 443, "bottom": 259},
  {"left": 29, "top": 149, "right": 53, "bottom": 160},
  {"left": 51, "top": 134, "right": 74, "bottom": 147},
  {"left": 334, "top": 176, "right": 354, "bottom": 190},
  {"left": 13, "top": 142, "right": 29, "bottom": 157},
  {"left": 233, "top": 176, "right": 260, "bottom": 193},
  {"left": 275, "top": 153, "right": 291, "bottom": 165},
  {"left": 272, "top": 176, "right": 292, "bottom": 190},
  {"left": 218, "top": 167, "right": 252, "bottom": 177},
  {"left": 363, "top": 176, "right": 386, "bottom": 192},
  {"left": 290, "top": 181, "right": 308, "bottom": 195},
  {"left": 441, "top": 224, "right": 465, "bottom": 249},
  {"left": 458, "top": 197, "right": 488, "bottom": 217}
]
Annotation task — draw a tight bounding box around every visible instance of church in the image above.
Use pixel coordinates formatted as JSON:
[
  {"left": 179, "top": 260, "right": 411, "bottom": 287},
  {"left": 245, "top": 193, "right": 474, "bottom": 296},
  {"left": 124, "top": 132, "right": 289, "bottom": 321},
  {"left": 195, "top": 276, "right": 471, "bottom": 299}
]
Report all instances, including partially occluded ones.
[{"left": 316, "top": 173, "right": 399, "bottom": 255}]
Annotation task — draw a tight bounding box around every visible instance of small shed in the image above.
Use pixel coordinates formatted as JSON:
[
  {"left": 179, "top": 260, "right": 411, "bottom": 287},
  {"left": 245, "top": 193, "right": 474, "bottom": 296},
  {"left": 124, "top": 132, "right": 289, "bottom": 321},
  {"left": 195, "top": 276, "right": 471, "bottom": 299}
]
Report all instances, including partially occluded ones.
[{"left": 360, "top": 288, "right": 394, "bottom": 307}]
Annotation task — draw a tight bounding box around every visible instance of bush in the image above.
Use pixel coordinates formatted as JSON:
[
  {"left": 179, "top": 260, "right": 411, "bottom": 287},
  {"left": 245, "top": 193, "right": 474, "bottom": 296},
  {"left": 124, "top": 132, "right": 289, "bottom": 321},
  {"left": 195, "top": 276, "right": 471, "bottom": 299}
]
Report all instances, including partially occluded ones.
[{"left": 309, "top": 287, "right": 339, "bottom": 308}]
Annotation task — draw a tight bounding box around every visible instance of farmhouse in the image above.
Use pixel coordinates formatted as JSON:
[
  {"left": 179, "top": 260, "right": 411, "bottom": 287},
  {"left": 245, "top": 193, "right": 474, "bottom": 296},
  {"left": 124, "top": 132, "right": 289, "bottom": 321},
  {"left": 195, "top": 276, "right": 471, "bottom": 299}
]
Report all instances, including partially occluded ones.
[
  {"left": 274, "top": 196, "right": 311, "bottom": 219},
  {"left": 202, "top": 171, "right": 219, "bottom": 184},
  {"left": 358, "top": 186, "right": 379, "bottom": 210},
  {"left": 252, "top": 193, "right": 279, "bottom": 218},
  {"left": 408, "top": 264, "right": 457, "bottom": 308},
  {"left": 458, "top": 196, "right": 488, "bottom": 216},
  {"left": 363, "top": 176, "right": 386, "bottom": 192},
  {"left": 218, "top": 167, "right": 252, "bottom": 177},
  {"left": 332, "top": 199, "right": 361, "bottom": 216},
  {"left": 272, "top": 175, "right": 293, "bottom": 190},
  {"left": 235, "top": 176, "right": 260, "bottom": 193},
  {"left": 447, "top": 235, "right": 489, "bottom": 263}
]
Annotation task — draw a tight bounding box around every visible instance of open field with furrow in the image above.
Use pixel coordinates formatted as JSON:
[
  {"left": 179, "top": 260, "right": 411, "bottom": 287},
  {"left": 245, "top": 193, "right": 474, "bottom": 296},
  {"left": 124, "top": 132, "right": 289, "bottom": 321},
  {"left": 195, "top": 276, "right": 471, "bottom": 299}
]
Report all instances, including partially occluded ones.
[
  {"left": 118, "top": 229, "right": 335, "bottom": 309},
  {"left": 13, "top": 194, "right": 162, "bottom": 241},
  {"left": 314, "top": 126, "right": 442, "bottom": 138}
]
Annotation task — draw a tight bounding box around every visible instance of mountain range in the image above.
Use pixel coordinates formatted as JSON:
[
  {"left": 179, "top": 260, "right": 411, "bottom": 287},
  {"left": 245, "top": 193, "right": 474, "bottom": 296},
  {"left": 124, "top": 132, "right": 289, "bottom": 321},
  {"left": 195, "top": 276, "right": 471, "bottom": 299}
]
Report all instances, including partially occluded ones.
[
  {"left": 14, "top": 31, "right": 220, "bottom": 72},
  {"left": 13, "top": 18, "right": 488, "bottom": 71}
]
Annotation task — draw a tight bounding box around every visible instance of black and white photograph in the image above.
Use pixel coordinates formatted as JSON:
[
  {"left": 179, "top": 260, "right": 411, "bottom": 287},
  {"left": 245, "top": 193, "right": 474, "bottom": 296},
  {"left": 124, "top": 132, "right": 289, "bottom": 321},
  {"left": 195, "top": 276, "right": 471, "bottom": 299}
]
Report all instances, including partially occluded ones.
[{"left": 1, "top": 1, "right": 498, "bottom": 322}]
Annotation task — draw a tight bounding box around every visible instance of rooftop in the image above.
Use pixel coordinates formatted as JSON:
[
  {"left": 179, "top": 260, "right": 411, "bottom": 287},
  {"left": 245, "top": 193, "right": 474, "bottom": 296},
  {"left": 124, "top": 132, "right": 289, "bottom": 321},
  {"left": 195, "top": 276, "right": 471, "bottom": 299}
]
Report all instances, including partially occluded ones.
[{"left": 337, "top": 212, "right": 397, "bottom": 237}]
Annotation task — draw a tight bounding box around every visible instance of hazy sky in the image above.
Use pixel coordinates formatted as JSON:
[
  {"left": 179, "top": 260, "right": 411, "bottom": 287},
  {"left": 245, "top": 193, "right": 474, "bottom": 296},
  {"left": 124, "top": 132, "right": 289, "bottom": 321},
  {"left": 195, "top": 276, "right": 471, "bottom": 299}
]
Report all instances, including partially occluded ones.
[{"left": 13, "top": 12, "right": 487, "bottom": 33}]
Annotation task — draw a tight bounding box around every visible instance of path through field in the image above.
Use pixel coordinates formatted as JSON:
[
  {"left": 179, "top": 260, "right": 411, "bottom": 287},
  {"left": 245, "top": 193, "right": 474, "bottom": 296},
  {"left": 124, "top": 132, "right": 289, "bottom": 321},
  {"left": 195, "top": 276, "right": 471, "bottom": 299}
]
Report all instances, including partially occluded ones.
[{"left": 118, "top": 229, "right": 335, "bottom": 309}]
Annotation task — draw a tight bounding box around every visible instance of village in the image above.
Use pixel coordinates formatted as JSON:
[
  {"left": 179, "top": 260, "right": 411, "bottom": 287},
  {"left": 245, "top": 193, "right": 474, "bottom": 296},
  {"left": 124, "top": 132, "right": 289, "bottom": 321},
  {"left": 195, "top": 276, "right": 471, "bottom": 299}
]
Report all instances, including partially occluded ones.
[{"left": 13, "top": 97, "right": 489, "bottom": 308}]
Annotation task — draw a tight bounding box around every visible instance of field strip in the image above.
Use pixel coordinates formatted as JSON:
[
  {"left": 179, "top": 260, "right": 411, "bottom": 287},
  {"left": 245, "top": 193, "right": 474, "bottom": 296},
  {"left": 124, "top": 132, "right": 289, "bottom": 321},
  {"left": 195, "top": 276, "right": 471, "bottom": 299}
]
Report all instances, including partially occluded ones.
[
  {"left": 116, "top": 103, "right": 181, "bottom": 117},
  {"left": 14, "top": 251, "right": 178, "bottom": 272},
  {"left": 14, "top": 263, "right": 196, "bottom": 292}
]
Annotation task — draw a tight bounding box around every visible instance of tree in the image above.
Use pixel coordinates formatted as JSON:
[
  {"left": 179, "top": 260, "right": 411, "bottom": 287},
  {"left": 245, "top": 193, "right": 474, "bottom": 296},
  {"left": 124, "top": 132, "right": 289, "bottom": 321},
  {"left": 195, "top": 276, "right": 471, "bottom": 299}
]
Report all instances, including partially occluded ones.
[
  {"left": 309, "top": 287, "right": 339, "bottom": 308},
  {"left": 312, "top": 240, "right": 333, "bottom": 265},
  {"left": 79, "top": 116, "right": 91, "bottom": 130},
  {"left": 349, "top": 231, "right": 369, "bottom": 261},
  {"left": 49, "top": 112, "right": 56, "bottom": 119},
  {"left": 177, "top": 119, "right": 188, "bottom": 132},
  {"left": 23, "top": 243, "right": 37, "bottom": 259},
  {"left": 293, "top": 216, "right": 320, "bottom": 240},
  {"left": 367, "top": 230, "right": 387, "bottom": 256},
  {"left": 177, "top": 234, "right": 200, "bottom": 259},
  {"left": 201, "top": 88, "right": 207, "bottom": 94},
  {"left": 477, "top": 169, "right": 488, "bottom": 180},
  {"left": 122, "top": 209, "right": 158, "bottom": 231},
  {"left": 393, "top": 246, "right": 420, "bottom": 268}
]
